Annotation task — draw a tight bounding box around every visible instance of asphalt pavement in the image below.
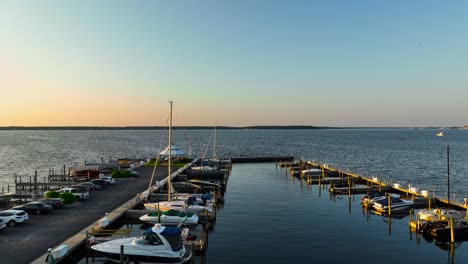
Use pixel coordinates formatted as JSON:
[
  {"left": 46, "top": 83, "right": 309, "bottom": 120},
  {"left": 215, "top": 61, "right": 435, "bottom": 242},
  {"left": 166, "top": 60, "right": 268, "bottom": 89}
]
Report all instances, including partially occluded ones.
[{"left": 0, "top": 166, "right": 167, "bottom": 264}]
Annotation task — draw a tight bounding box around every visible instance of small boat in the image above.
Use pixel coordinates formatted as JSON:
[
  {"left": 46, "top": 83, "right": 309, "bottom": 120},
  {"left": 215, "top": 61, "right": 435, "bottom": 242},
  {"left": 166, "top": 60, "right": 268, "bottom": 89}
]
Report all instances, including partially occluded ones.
[
  {"left": 91, "top": 223, "right": 191, "bottom": 264},
  {"left": 144, "top": 200, "right": 213, "bottom": 215},
  {"left": 140, "top": 209, "right": 199, "bottom": 226},
  {"left": 373, "top": 196, "right": 413, "bottom": 212},
  {"left": 361, "top": 191, "right": 385, "bottom": 207},
  {"left": 436, "top": 132, "right": 444, "bottom": 137},
  {"left": 427, "top": 219, "right": 468, "bottom": 242},
  {"left": 418, "top": 208, "right": 464, "bottom": 222}
]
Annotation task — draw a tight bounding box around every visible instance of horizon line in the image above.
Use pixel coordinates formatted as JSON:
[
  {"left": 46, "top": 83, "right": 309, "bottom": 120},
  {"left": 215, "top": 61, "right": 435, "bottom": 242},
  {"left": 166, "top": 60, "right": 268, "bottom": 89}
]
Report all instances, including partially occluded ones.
[{"left": 0, "top": 125, "right": 466, "bottom": 130}]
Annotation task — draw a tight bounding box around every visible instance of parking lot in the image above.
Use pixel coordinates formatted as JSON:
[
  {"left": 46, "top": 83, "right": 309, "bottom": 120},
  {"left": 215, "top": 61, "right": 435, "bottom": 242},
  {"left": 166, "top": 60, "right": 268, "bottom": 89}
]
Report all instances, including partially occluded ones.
[{"left": 0, "top": 166, "right": 167, "bottom": 264}]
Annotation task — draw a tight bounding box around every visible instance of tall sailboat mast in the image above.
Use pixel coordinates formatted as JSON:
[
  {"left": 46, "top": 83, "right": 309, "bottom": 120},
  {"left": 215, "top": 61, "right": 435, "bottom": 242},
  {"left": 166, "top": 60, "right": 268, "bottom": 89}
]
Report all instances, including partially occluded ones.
[
  {"left": 447, "top": 145, "right": 450, "bottom": 208},
  {"left": 168, "top": 101, "right": 173, "bottom": 202},
  {"left": 213, "top": 121, "right": 217, "bottom": 158}
]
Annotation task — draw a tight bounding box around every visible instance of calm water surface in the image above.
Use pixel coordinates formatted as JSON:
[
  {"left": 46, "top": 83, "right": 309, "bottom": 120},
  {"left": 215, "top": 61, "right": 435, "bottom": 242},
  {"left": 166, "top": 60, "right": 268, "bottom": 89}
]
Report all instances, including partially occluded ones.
[
  {"left": 208, "top": 163, "right": 468, "bottom": 264},
  {"left": 1, "top": 129, "right": 467, "bottom": 200}
]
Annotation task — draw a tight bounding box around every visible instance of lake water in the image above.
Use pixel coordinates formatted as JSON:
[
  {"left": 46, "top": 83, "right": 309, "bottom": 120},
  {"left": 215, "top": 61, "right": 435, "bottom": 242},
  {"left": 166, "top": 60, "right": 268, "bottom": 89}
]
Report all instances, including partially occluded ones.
[{"left": 1, "top": 129, "right": 468, "bottom": 263}]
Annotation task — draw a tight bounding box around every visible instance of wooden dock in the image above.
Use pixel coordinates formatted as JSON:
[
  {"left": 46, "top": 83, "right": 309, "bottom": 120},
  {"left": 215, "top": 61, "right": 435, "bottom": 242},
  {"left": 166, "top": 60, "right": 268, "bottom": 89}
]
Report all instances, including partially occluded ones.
[
  {"left": 231, "top": 156, "right": 294, "bottom": 163},
  {"left": 279, "top": 160, "right": 468, "bottom": 212}
]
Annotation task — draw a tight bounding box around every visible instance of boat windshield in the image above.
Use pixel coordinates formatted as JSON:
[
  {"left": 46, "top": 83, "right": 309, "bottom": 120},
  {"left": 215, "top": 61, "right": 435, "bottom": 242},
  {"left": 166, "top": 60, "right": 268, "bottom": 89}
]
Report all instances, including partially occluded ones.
[{"left": 135, "top": 231, "right": 163, "bottom": 245}]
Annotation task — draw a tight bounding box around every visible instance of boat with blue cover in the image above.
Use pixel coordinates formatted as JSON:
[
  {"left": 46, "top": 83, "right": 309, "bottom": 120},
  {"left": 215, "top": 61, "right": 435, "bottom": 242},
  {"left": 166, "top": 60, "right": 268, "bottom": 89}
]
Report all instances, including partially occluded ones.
[{"left": 91, "top": 223, "right": 191, "bottom": 264}]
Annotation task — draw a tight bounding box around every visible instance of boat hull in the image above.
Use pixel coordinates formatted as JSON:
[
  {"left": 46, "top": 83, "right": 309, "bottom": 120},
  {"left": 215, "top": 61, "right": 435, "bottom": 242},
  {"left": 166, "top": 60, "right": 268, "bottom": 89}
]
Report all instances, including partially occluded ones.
[
  {"left": 140, "top": 214, "right": 199, "bottom": 226},
  {"left": 95, "top": 246, "right": 191, "bottom": 264}
]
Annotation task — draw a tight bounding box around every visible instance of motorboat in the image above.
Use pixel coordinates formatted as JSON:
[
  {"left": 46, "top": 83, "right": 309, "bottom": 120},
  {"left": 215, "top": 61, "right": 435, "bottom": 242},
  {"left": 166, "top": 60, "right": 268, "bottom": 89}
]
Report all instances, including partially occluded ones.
[
  {"left": 189, "top": 180, "right": 221, "bottom": 188},
  {"left": 190, "top": 165, "right": 217, "bottom": 171},
  {"left": 144, "top": 200, "right": 213, "bottom": 215},
  {"left": 91, "top": 224, "right": 191, "bottom": 264},
  {"left": 363, "top": 192, "right": 399, "bottom": 207},
  {"left": 140, "top": 210, "right": 199, "bottom": 226},
  {"left": 361, "top": 191, "right": 385, "bottom": 207},
  {"left": 373, "top": 196, "right": 413, "bottom": 212},
  {"left": 418, "top": 208, "right": 464, "bottom": 222},
  {"left": 427, "top": 219, "right": 468, "bottom": 242},
  {"left": 436, "top": 132, "right": 444, "bottom": 137},
  {"left": 300, "top": 168, "right": 322, "bottom": 177}
]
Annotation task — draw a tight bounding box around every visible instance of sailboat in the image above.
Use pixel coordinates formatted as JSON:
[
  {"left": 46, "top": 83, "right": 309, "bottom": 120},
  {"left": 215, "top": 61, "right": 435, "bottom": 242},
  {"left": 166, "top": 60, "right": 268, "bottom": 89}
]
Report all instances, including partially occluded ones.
[
  {"left": 144, "top": 101, "right": 214, "bottom": 216},
  {"left": 190, "top": 121, "right": 220, "bottom": 171}
]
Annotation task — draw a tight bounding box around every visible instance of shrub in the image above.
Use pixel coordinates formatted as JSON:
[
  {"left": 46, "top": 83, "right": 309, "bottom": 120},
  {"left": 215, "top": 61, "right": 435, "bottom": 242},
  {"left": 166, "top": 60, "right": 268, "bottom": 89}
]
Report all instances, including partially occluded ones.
[
  {"left": 44, "top": 191, "right": 60, "bottom": 198},
  {"left": 112, "top": 170, "right": 122, "bottom": 178},
  {"left": 121, "top": 170, "right": 132, "bottom": 178},
  {"left": 58, "top": 192, "right": 76, "bottom": 204}
]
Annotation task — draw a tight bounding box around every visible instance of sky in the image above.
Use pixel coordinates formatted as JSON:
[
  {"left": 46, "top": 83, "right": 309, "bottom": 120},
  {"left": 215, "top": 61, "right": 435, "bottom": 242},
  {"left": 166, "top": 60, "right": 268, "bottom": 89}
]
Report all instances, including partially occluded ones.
[{"left": 1, "top": 0, "right": 467, "bottom": 127}]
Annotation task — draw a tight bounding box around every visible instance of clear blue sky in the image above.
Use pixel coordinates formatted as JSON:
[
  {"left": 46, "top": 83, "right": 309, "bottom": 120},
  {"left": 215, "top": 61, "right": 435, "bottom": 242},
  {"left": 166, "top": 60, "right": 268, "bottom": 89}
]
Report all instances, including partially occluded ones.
[{"left": 1, "top": 0, "right": 467, "bottom": 127}]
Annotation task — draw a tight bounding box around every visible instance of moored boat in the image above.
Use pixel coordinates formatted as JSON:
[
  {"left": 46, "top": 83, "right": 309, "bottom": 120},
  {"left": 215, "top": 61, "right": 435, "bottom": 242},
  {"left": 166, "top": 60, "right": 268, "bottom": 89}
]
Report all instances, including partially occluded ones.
[
  {"left": 427, "top": 219, "right": 468, "bottom": 242},
  {"left": 417, "top": 208, "right": 464, "bottom": 222},
  {"left": 91, "top": 224, "right": 191, "bottom": 264},
  {"left": 361, "top": 190, "right": 385, "bottom": 207},
  {"left": 373, "top": 196, "right": 413, "bottom": 212},
  {"left": 144, "top": 200, "right": 213, "bottom": 215},
  {"left": 140, "top": 209, "right": 199, "bottom": 226}
]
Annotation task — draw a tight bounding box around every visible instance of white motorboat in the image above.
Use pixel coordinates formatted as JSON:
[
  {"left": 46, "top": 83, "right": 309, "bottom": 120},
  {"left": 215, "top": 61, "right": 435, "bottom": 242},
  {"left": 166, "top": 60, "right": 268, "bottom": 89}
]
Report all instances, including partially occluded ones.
[
  {"left": 190, "top": 165, "right": 217, "bottom": 171},
  {"left": 361, "top": 191, "right": 385, "bottom": 207},
  {"left": 362, "top": 192, "right": 399, "bottom": 207},
  {"left": 91, "top": 224, "right": 191, "bottom": 264},
  {"left": 144, "top": 200, "right": 213, "bottom": 215},
  {"left": 373, "top": 196, "right": 413, "bottom": 212},
  {"left": 436, "top": 132, "right": 444, "bottom": 137},
  {"left": 140, "top": 209, "right": 199, "bottom": 226}
]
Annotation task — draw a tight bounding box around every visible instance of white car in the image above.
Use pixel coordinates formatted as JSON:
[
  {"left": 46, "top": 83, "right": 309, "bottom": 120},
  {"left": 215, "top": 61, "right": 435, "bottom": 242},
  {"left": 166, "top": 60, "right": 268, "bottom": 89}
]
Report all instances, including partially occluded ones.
[
  {"left": 99, "top": 175, "right": 115, "bottom": 185},
  {"left": 0, "top": 209, "right": 29, "bottom": 227},
  {"left": 128, "top": 169, "right": 139, "bottom": 176},
  {"left": 57, "top": 187, "right": 89, "bottom": 200}
]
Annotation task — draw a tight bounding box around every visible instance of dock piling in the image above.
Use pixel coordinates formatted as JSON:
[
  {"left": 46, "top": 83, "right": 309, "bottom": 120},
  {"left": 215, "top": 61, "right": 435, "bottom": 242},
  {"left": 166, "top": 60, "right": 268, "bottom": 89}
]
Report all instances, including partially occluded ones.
[
  {"left": 450, "top": 218, "right": 455, "bottom": 243},
  {"left": 388, "top": 195, "right": 392, "bottom": 217},
  {"left": 191, "top": 244, "right": 195, "bottom": 264},
  {"left": 120, "top": 245, "right": 124, "bottom": 264}
]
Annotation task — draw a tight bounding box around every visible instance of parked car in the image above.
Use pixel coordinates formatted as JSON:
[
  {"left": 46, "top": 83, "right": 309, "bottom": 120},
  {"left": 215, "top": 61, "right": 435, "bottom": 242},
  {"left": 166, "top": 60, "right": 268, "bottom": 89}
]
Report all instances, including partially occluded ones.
[
  {"left": 128, "top": 169, "right": 139, "bottom": 176},
  {"left": 90, "top": 179, "right": 108, "bottom": 188},
  {"left": 71, "top": 184, "right": 92, "bottom": 193},
  {"left": 0, "top": 219, "right": 6, "bottom": 231},
  {"left": 12, "top": 202, "right": 52, "bottom": 215},
  {"left": 57, "top": 187, "right": 89, "bottom": 200},
  {"left": 79, "top": 182, "right": 102, "bottom": 191},
  {"left": 39, "top": 198, "right": 64, "bottom": 209},
  {"left": 0, "top": 209, "right": 29, "bottom": 226},
  {"left": 99, "top": 175, "right": 115, "bottom": 185}
]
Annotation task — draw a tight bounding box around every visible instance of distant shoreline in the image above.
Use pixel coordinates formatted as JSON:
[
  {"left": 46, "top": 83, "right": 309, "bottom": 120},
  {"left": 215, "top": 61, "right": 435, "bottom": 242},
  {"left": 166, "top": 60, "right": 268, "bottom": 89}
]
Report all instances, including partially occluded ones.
[{"left": 0, "top": 126, "right": 462, "bottom": 130}]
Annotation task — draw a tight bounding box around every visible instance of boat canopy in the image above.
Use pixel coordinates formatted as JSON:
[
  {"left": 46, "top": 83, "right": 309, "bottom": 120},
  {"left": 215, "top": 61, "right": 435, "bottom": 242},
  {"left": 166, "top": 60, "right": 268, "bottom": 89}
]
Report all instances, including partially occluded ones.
[{"left": 160, "top": 227, "right": 184, "bottom": 251}]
